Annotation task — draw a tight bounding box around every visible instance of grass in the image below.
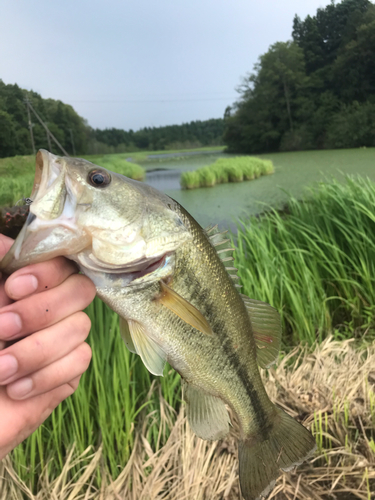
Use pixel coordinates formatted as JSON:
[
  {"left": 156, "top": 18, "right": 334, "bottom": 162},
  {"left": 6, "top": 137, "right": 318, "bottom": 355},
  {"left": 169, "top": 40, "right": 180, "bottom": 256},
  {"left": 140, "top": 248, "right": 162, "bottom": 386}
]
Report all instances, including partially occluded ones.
[
  {"left": 180, "top": 156, "right": 274, "bottom": 189},
  {"left": 2, "top": 338, "right": 374, "bottom": 498},
  {"left": 234, "top": 176, "right": 375, "bottom": 346}
]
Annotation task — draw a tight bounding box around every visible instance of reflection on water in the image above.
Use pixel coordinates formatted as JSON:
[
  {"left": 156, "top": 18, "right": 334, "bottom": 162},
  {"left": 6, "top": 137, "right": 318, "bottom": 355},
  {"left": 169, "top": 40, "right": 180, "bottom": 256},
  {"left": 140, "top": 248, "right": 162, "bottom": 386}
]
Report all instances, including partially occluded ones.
[{"left": 145, "top": 169, "right": 181, "bottom": 191}]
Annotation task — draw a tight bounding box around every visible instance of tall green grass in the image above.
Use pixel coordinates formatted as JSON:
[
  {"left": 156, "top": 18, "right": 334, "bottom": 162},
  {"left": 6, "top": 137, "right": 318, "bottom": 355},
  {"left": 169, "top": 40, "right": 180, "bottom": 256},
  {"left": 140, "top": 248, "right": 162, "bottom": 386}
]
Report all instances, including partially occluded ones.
[
  {"left": 180, "top": 156, "right": 274, "bottom": 189},
  {"left": 234, "top": 176, "right": 375, "bottom": 345}
]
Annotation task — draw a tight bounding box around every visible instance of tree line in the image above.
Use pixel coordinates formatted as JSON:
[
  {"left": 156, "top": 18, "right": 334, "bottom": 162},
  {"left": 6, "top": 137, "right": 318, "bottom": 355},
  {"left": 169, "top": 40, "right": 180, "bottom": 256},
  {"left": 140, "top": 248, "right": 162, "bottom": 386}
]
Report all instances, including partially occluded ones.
[
  {"left": 0, "top": 80, "right": 224, "bottom": 158},
  {"left": 223, "top": 0, "right": 375, "bottom": 153}
]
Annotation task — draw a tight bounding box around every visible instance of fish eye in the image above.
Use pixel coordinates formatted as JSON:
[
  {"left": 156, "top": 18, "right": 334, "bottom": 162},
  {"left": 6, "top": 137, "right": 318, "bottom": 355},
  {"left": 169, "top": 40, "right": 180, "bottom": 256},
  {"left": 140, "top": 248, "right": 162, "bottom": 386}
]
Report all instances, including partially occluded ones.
[{"left": 88, "top": 169, "right": 111, "bottom": 188}]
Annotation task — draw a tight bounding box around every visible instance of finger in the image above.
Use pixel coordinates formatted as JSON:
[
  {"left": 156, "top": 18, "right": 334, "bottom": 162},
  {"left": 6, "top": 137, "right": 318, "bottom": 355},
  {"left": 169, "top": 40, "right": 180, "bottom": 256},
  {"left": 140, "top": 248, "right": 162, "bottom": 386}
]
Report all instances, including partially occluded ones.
[
  {"left": 5, "top": 257, "right": 78, "bottom": 300},
  {"left": 0, "top": 273, "right": 96, "bottom": 341},
  {"left": 0, "top": 312, "right": 91, "bottom": 385},
  {"left": 6, "top": 343, "right": 92, "bottom": 400}
]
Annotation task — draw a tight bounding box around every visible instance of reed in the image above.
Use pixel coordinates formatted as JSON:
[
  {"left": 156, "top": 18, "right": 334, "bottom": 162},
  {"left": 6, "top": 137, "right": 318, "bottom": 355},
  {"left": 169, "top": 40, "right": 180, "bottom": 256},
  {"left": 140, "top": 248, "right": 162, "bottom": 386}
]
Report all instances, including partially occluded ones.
[
  {"left": 180, "top": 156, "right": 274, "bottom": 189},
  {"left": 234, "top": 176, "right": 375, "bottom": 346}
]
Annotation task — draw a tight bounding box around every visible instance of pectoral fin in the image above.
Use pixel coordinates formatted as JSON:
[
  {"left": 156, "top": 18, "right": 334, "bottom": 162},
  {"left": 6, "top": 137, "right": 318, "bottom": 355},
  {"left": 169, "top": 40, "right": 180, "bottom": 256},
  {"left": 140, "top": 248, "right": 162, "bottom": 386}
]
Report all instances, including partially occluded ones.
[
  {"left": 158, "top": 281, "right": 213, "bottom": 336},
  {"left": 125, "top": 319, "right": 166, "bottom": 376},
  {"left": 183, "top": 380, "right": 230, "bottom": 441}
]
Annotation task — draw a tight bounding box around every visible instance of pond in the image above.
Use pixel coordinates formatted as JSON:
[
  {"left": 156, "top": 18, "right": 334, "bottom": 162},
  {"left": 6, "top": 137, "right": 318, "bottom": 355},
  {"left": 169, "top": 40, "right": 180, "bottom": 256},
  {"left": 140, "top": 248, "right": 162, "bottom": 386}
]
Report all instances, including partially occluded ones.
[{"left": 142, "top": 148, "right": 375, "bottom": 233}]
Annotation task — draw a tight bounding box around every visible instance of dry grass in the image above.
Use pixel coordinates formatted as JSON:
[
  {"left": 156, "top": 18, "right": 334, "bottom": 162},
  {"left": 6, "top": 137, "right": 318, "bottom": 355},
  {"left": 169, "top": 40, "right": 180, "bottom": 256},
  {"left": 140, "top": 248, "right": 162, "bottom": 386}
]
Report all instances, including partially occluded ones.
[{"left": 1, "top": 338, "right": 374, "bottom": 500}]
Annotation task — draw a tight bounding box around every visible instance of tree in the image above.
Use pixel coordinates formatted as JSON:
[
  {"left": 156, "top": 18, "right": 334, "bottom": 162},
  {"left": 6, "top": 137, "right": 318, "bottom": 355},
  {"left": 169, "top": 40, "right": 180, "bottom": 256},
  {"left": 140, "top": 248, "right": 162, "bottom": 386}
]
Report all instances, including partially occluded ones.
[{"left": 224, "top": 42, "right": 307, "bottom": 153}]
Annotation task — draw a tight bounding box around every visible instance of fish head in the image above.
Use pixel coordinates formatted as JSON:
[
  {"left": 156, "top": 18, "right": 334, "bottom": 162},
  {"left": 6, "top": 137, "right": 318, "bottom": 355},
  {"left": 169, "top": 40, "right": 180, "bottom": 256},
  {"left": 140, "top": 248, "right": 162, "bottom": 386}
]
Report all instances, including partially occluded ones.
[{"left": 1, "top": 150, "right": 191, "bottom": 286}]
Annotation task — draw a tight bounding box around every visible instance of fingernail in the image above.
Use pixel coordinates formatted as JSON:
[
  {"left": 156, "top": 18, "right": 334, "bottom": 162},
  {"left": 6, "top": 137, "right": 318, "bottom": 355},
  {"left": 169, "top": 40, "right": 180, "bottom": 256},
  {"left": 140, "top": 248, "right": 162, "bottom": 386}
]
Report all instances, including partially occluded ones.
[
  {"left": 0, "top": 354, "right": 18, "bottom": 382},
  {"left": 8, "top": 377, "right": 33, "bottom": 399},
  {"left": 7, "top": 275, "right": 38, "bottom": 299},
  {"left": 0, "top": 312, "right": 22, "bottom": 338}
]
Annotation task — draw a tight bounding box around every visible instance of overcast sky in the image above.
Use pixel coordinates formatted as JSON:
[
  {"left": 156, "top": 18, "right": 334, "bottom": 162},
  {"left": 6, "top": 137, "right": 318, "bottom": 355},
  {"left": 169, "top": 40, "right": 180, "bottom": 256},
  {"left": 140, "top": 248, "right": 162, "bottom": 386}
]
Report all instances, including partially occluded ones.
[{"left": 1, "top": 0, "right": 331, "bottom": 131}]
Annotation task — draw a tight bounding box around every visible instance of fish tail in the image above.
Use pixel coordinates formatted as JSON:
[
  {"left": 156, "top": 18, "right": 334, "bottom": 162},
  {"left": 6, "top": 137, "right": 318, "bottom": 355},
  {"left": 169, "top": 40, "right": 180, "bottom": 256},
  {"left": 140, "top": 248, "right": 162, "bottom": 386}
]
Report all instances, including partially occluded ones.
[{"left": 238, "top": 407, "right": 316, "bottom": 500}]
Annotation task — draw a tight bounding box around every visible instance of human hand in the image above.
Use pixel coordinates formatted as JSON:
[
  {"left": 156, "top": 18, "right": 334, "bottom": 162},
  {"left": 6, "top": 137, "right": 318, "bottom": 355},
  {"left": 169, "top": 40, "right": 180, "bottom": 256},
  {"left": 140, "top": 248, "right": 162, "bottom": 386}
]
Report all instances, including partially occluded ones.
[{"left": 0, "top": 234, "right": 96, "bottom": 460}]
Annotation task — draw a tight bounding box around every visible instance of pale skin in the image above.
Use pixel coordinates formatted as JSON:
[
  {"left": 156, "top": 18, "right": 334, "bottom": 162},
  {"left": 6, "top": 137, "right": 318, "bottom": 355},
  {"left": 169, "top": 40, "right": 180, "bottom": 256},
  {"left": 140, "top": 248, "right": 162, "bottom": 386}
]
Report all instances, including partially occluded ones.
[{"left": 0, "top": 234, "right": 96, "bottom": 460}]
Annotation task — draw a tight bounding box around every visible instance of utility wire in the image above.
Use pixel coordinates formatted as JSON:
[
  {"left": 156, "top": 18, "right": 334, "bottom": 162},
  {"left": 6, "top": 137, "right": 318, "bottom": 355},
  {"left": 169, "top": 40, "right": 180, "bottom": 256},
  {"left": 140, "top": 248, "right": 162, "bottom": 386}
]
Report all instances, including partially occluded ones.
[{"left": 26, "top": 100, "right": 70, "bottom": 157}]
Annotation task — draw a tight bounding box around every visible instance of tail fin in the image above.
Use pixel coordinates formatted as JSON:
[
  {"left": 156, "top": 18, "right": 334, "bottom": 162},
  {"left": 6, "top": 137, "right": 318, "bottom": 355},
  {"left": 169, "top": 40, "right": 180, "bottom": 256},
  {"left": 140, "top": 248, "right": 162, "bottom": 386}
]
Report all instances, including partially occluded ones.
[{"left": 238, "top": 407, "right": 316, "bottom": 500}]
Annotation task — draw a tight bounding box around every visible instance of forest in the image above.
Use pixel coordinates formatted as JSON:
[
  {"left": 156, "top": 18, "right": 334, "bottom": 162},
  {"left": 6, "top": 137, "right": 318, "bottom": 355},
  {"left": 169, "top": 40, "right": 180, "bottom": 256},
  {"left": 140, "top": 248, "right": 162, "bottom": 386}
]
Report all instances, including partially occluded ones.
[
  {"left": 0, "top": 81, "right": 224, "bottom": 158},
  {"left": 224, "top": 0, "right": 375, "bottom": 153}
]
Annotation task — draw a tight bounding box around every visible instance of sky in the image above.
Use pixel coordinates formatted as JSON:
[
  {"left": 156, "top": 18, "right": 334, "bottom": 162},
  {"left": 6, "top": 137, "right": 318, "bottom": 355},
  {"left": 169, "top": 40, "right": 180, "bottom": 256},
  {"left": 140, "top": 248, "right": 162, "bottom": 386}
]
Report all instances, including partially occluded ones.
[{"left": 1, "top": 0, "right": 332, "bottom": 131}]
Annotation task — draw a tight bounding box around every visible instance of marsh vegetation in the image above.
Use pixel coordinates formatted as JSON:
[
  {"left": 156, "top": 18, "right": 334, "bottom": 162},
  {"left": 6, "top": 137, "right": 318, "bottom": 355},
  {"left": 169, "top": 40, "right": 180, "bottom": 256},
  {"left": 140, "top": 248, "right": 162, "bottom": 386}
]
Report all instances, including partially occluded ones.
[{"left": 180, "top": 157, "right": 274, "bottom": 189}]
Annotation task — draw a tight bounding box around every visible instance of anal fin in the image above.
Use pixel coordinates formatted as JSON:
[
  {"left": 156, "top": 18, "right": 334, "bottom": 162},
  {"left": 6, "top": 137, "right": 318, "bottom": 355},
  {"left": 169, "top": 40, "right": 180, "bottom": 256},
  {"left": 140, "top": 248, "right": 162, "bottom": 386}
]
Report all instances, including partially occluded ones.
[{"left": 183, "top": 380, "right": 230, "bottom": 441}]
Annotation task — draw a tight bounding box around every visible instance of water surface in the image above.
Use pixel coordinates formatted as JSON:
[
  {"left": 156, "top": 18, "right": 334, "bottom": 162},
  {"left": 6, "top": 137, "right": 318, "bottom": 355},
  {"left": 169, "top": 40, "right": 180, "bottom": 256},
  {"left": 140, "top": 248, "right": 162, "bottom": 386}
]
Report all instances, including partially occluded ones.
[{"left": 144, "top": 148, "right": 375, "bottom": 232}]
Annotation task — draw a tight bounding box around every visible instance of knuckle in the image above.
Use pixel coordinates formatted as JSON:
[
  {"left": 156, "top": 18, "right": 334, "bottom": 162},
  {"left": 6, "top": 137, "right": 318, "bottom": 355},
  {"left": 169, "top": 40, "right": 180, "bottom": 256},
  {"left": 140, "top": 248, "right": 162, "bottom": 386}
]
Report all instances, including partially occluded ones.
[
  {"left": 68, "top": 275, "right": 96, "bottom": 306},
  {"left": 68, "top": 375, "right": 81, "bottom": 392}
]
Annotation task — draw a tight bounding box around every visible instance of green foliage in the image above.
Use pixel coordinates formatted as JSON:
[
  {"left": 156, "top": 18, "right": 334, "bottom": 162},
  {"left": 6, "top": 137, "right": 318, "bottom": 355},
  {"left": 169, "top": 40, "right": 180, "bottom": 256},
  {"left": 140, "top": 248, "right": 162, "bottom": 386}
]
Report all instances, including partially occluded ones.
[
  {"left": 326, "top": 101, "right": 375, "bottom": 148},
  {"left": 180, "top": 170, "right": 201, "bottom": 189},
  {"left": 0, "top": 81, "right": 89, "bottom": 158},
  {"left": 180, "top": 156, "right": 274, "bottom": 189},
  {"left": 235, "top": 176, "right": 375, "bottom": 345},
  {"left": 88, "top": 119, "right": 225, "bottom": 155},
  {"left": 225, "top": 0, "right": 375, "bottom": 154}
]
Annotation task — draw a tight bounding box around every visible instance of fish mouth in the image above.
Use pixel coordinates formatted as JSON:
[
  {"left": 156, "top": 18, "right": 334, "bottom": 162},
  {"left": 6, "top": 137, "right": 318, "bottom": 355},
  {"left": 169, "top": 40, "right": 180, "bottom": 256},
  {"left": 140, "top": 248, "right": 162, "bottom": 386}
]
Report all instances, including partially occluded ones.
[
  {"left": 1, "top": 150, "right": 89, "bottom": 274},
  {"left": 76, "top": 250, "right": 174, "bottom": 288}
]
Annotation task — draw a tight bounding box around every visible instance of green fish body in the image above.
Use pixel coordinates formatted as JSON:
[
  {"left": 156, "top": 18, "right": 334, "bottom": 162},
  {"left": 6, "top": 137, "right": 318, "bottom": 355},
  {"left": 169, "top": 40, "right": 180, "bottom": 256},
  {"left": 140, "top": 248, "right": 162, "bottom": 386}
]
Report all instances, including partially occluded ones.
[{"left": 1, "top": 151, "right": 316, "bottom": 500}]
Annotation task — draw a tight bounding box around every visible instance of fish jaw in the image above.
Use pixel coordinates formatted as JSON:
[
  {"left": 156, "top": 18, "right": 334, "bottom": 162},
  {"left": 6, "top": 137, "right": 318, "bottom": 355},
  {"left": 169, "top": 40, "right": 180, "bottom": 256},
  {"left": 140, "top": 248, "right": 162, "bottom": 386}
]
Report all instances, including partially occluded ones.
[{"left": 0, "top": 150, "right": 91, "bottom": 274}]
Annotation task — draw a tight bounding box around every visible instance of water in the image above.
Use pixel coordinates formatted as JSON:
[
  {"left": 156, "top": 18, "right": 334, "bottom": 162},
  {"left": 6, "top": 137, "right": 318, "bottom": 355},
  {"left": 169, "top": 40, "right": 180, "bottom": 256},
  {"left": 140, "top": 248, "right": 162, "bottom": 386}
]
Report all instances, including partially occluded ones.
[
  {"left": 139, "top": 148, "right": 375, "bottom": 232},
  {"left": 145, "top": 169, "right": 181, "bottom": 191}
]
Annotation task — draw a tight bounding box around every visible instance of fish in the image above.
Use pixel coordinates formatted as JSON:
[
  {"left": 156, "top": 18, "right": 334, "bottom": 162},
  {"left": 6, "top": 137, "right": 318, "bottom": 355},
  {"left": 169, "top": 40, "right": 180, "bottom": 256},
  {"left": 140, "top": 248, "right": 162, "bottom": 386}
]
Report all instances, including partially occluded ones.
[{"left": 0, "top": 150, "right": 316, "bottom": 500}]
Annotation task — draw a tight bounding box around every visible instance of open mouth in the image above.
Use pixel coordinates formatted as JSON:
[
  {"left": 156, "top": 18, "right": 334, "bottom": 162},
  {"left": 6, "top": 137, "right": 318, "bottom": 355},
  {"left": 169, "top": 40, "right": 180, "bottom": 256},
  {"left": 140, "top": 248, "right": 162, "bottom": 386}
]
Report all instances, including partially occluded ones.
[{"left": 77, "top": 249, "right": 173, "bottom": 285}]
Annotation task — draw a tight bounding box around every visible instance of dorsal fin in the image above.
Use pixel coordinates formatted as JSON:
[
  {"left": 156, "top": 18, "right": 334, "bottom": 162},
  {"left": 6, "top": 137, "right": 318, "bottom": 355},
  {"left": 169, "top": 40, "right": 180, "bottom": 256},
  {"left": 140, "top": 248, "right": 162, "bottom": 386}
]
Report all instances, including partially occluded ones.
[
  {"left": 204, "top": 224, "right": 242, "bottom": 289},
  {"left": 240, "top": 294, "right": 282, "bottom": 368}
]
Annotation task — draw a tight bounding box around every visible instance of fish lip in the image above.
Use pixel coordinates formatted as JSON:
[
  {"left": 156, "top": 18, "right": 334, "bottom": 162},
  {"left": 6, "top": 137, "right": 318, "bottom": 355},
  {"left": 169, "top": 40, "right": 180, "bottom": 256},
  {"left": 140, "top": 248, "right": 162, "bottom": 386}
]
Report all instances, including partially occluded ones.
[{"left": 31, "top": 150, "right": 52, "bottom": 203}]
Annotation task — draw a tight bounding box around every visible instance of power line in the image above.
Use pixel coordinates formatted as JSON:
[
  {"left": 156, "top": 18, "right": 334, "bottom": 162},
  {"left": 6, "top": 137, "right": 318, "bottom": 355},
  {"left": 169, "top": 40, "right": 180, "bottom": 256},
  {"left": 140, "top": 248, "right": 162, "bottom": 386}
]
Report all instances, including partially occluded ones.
[
  {"left": 25, "top": 98, "right": 70, "bottom": 157},
  {"left": 66, "top": 97, "right": 238, "bottom": 104},
  {"left": 24, "top": 98, "right": 36, "bottom": 155}
]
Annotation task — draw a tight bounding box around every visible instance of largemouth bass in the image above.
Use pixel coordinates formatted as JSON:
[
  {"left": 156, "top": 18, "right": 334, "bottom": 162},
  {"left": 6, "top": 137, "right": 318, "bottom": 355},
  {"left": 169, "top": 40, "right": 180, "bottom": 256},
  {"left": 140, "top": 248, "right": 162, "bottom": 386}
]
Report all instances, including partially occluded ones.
[{"left": 0, "top": 151, "right": 316, "bottom": 500}]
